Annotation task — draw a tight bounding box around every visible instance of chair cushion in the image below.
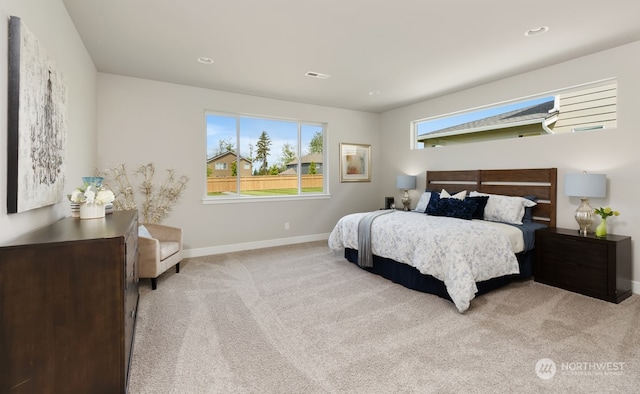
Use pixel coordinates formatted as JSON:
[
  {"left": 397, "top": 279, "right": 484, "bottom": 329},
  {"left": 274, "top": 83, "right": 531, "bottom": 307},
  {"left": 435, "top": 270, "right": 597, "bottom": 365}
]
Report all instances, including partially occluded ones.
[{"left": 159, "top": 241, "right": 180, "bottom": 260}]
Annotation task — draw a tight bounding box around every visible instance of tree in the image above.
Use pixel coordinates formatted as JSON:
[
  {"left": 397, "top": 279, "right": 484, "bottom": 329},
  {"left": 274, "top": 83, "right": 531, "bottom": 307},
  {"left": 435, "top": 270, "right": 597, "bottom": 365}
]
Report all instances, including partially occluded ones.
[
  {"left": 268, "top": 164, "right": 281, "bottom": 175},
  {"left": 309, "top": 131, "right": 323, "bottom": 154},
  {"left": 215, "top": 138, "right": 235, "bottom": 156},
  {"left": 280, "top": 143, "right": 296, "bottom": 168},
  {"left": 308, "top": 161, "right": 317, "bottom": 175},
  {"left": 231, "top": 160, "right": 237, "bottom": 176},
  {"left": 256, "top": 131, "right": 271, "bottom": 175}
]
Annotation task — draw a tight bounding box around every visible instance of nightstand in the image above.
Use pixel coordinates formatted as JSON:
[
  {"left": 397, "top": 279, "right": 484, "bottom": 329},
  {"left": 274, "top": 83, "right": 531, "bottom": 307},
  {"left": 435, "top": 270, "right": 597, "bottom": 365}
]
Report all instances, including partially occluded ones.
[{"left": 535, "top": 227, "right": 632, "bottom": 303}]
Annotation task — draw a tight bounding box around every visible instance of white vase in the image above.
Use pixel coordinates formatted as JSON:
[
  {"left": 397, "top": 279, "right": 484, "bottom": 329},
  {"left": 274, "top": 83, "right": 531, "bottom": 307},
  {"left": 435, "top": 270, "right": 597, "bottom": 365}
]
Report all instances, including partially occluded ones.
[{"left": 79, "top": 203, "right": 105, "bottom": 219}]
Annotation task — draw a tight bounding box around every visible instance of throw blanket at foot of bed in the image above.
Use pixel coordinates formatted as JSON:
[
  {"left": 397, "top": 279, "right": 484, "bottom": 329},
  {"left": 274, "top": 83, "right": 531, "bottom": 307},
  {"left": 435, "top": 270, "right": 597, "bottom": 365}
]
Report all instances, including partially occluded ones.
[
  {"left": 328, "top": 210, "right": 520, "bottom": 313},
  {"left": 357, "top": 209, "right": 394, "bottom": 268}
]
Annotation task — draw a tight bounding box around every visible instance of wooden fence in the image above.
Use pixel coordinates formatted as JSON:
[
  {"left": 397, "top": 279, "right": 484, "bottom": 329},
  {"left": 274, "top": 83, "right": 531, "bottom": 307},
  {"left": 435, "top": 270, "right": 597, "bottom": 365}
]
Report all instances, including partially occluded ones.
[{"left": 207, "top": 175, "right": 323, "bottom": 193}]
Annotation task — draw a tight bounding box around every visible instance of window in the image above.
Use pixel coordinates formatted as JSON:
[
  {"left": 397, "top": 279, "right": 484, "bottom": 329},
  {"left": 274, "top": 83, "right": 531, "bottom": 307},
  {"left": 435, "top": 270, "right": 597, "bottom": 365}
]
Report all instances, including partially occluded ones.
[
  {"left": 205, "top": 112, "right": 326, "bottom": 200},
  {"left": 413, "top": 79, "right": 617, "bottom": 148}
]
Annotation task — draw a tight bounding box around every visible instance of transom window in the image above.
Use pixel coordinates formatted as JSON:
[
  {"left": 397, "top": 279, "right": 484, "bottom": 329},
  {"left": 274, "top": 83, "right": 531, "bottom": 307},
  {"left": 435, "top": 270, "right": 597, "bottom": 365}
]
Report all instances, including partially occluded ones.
[
  {"left": 413, "top": 79, "right": 617, "bottom": 148},
  {"left": 205, "top": 112, "right": 326, "bottom": 200}
]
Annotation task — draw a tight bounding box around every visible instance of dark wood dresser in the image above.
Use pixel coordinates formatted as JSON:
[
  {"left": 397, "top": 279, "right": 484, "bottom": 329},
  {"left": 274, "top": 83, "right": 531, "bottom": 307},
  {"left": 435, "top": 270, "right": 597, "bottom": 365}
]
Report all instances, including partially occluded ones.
[
  {"left": 0, "top": 210, "right": 139, "bottom": 393},
  {"left": 535, "top": 227, "right": 632, "bottom": 303}
]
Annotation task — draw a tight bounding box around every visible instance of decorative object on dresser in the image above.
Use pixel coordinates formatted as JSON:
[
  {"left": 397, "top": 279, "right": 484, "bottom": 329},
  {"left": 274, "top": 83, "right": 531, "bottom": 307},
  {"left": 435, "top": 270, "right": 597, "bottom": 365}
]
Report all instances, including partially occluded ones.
[
  {"left": 564, "top": 172, "right": 606, "bottom": 236},
  {"left": 67, "top": 176, "right": 116, "bottom": 219},
  {"left": 0, "top": 211, "right": 139, "bottom": 392},
  {"left": 396, "top": 175, "right": 416, "bottom": 211},
  {"left": 97, "top": 162, "right": 189, "bottom": 224},
  {"left": 138, "top": 223, "right": 183, "bottom": 290},
  {"left": 535, "top": 227, "right": 631, "bottom": 303},
  {"left": 593, "top": 206, "right": 620, "bottom": 238}
]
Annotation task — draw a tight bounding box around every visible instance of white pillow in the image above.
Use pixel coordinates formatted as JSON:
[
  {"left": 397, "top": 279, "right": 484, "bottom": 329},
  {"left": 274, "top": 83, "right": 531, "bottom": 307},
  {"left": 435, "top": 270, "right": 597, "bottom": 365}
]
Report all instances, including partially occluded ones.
[
  {"left": 138, "top": 225, "right": 153, "bottom": 238},
  {"left": 413, "top": 192, "right": 432, "bottom": 212},
  {"left": 440, "top": 189, "right": 466, "bottom": 200},
  {"left": 469, "top": 191, "right": 536, "bottom": 225}
]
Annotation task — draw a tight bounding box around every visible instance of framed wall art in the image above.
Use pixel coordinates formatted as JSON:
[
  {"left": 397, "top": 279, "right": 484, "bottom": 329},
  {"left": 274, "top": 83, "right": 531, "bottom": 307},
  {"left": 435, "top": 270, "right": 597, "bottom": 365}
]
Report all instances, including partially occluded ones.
[
  {"left": 339, "top": 143, "right": 370, "bottom": 182},
  {"left": 7, "top": 16, "right": 67, "bottom": 213}
]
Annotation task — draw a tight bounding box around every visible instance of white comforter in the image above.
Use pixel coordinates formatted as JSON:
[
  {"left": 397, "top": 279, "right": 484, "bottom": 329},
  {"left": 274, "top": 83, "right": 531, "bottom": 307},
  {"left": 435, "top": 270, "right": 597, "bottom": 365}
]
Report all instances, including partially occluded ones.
[{"left": 328, "top": 210, "right": 520, "bottom": 312}]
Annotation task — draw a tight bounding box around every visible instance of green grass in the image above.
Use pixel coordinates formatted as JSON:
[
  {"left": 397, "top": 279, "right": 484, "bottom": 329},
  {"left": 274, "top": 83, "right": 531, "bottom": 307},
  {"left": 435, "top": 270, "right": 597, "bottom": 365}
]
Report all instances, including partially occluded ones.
[{"left": 207, "top": 187, "right": 322, "bottom": 197}]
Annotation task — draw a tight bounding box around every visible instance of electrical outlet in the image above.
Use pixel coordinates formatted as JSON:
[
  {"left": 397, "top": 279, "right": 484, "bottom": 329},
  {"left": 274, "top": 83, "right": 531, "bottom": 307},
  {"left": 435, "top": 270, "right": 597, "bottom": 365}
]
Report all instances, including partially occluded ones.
[{"left": 285, "top": 222, "right": 290, "bottom": 230}]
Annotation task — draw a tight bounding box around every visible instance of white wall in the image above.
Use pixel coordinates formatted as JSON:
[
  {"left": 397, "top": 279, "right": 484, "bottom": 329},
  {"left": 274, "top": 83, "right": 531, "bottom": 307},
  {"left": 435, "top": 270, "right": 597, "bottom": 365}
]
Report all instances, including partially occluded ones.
[
  {"left": 0, "top": 0, "right": 97, "bottom": 243},
  {"left": 96, "top": 74, "right": 381, "bottom": 255},
  {"left": 380, "top": 40, "right": 640, "bottom": 287}
]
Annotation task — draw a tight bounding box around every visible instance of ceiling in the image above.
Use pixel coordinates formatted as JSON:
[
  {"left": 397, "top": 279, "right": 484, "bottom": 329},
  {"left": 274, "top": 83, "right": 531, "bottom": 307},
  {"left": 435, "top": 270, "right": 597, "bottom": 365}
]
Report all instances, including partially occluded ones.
[{"left": 61, "top": 0, "right": 640, "bottom": 113}]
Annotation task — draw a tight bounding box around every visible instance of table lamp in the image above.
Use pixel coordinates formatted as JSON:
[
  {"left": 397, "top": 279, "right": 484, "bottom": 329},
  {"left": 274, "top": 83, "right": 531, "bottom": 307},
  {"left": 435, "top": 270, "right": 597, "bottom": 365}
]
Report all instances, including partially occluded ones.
[
  {"left": 564, "top": 172, "right": 606, "bottom": 236},
  {"left": 397, "top": 175, "right": 416, "bottom": 211}
]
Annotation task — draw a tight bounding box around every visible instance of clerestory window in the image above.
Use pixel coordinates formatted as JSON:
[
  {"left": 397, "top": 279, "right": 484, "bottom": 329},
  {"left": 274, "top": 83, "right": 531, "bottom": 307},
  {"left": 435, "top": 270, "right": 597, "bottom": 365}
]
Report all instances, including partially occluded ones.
[{"left": 413, "top": 79, "right": 617, "bottom": 148}]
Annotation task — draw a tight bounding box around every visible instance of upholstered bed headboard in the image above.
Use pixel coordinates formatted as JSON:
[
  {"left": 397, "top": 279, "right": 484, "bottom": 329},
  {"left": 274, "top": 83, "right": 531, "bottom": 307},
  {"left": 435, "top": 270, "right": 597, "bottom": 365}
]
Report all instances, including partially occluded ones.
[{"left": 426, "top": 168, "right": 557, "bottom": 228}]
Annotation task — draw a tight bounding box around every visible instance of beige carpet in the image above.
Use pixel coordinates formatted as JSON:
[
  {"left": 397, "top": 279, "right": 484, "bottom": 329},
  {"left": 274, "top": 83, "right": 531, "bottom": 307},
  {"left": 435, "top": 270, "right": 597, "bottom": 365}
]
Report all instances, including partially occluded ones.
[{"left": 128, "top": 241, "right": 639, "bottom": 393}]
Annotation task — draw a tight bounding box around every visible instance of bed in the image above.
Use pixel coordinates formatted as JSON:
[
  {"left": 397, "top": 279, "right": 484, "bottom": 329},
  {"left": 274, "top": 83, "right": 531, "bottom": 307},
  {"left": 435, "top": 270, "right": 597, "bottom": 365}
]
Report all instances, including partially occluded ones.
[{"left": 328, "top": 168, "right": 557, "bottom": 312}]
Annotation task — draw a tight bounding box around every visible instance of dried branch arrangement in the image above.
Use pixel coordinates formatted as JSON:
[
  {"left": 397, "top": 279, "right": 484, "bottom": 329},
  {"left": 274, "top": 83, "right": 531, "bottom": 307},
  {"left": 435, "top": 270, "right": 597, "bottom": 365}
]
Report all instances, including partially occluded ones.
[{"left": 97, "top": 163, "right": 189, "bottom": 224}]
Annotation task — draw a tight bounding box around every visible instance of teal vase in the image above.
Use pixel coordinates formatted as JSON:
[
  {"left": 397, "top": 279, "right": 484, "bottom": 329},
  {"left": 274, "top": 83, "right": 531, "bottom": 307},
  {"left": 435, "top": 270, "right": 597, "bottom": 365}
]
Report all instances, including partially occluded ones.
[{"left": 595, "top": 218, "right": 607, "bottom": 238}]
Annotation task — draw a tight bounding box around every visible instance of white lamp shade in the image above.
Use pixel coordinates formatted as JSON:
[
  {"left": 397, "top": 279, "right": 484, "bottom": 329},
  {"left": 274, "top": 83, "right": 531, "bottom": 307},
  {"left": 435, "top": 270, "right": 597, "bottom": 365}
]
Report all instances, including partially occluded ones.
[
  {"left": 564, "top": 173, "right": 606, "bottom": 198},
  {"left": 397, "top": 175, "right": 416, "bottom": 190}
]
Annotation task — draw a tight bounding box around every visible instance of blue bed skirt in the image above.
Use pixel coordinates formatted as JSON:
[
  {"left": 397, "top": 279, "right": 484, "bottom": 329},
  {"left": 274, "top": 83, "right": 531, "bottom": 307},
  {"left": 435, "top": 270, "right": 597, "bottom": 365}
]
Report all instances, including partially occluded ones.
[{"left": 344, "top": 248, "right": 534, "bottom": 302}]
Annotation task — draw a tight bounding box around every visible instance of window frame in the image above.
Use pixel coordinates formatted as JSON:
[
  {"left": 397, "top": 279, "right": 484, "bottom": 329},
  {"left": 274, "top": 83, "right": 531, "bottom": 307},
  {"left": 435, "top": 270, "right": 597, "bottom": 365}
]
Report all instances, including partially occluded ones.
[{"left": 203, "top": 111, "right": 329, "bottom": 204}]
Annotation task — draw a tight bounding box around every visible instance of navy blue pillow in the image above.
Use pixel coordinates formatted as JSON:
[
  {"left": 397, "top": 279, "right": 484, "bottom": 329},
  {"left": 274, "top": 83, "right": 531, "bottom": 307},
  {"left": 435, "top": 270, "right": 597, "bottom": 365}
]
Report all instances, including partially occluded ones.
[
  {"left": 427, "top": 197, "right": 477, "bottom": 220},
  {"left": 523, "top": 195, "right": 537, "bottom": 223},
  {"left": 465, "top": 196, "right": 489, "bottom": 220},
  {"left": 424, "top": 192, "right": 441, "bottom": 214}
]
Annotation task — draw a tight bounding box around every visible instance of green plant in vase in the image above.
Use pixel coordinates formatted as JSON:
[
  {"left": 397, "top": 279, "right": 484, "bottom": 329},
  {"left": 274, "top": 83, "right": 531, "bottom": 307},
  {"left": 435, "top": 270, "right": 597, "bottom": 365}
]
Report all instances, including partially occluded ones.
[{"left": 594, "top": 206, "right": 620, "bottom": 238}]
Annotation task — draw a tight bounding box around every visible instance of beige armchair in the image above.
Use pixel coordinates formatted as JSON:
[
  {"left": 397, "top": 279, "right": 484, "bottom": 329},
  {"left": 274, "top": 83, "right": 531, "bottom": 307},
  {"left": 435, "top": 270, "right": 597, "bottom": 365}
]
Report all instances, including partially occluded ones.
[{"left": 138, "top": 223, "right": 183, "bottom": 290}]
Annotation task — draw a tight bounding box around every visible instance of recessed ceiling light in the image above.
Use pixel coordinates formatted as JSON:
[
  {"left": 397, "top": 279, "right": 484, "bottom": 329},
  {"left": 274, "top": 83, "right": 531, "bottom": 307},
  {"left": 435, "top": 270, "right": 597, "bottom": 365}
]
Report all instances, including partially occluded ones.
[
  {"left": 305, "top": 71, "right": 330, "bottom": 79},
  {"left": 368, "top": 90, "right": 381, "bottom": 96},
  {"left": 525, "top": 26, "right": 549, "bottom": 37},
  {"left": 197, "top": 57, "right": 214, "bottom": 64}
]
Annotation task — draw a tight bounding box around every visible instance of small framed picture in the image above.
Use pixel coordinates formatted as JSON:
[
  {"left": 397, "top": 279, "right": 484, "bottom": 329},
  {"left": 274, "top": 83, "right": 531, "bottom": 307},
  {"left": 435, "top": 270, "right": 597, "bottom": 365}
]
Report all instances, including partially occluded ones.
[
  {"left": 339, "top": 143, "right": 371, "bottom": 182},
  {"left": 385, "top": 197, "right": 395, "bottom": 209}
]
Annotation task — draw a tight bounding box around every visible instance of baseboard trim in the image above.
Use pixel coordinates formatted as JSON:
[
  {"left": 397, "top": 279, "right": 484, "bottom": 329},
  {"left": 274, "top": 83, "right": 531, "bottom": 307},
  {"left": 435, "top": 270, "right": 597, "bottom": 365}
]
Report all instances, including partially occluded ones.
[
  {"left": 184, "top": 233, "right": 331, "bottom": 258},
  {"left": 633, "top": 279, "right": 640, "bottom": 295}
]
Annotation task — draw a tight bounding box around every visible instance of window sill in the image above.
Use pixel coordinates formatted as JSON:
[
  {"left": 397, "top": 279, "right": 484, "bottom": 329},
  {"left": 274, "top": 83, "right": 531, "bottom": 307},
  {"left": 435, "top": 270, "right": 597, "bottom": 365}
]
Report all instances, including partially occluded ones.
[{"left": 202, "top": 193, "right": 331, "bottom": 205}]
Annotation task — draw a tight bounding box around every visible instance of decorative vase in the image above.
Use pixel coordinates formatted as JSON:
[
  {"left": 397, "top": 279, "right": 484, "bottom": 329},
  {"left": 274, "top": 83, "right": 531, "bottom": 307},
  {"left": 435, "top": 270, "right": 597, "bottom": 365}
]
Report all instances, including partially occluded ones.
[
  {"left": 79, "top": 203, "right": 105, "bottom": 219},
  {"left": 82, "top": 176, "right": 104, "bottom": 187},
  {"left": 70, "top": 202, "right": 80, "bottom": 218},
  {"left": 595, "top": 218, "right": 607, "bottom": 238}
]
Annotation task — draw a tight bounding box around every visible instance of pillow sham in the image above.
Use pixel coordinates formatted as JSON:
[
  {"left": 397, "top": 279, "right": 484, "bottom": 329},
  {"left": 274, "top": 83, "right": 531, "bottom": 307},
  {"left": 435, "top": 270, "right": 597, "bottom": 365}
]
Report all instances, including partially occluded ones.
[
  {"left": 426, "top": 196, "right": 477, "bottom": 220},
  {"left": 413, "top": 192, "right": 432, "bottom": 212},
  {"left": 465, "top": 195, "right": 490, "bottom": 220},
  {"left": 440, "top": 189, "right": 467, "bottom": 200},
  {"left": 469, "top": 191, "right": 537, "bottom": 225},
  {"left": 426, "top": 189, "right": 467, "bottom": 215}
]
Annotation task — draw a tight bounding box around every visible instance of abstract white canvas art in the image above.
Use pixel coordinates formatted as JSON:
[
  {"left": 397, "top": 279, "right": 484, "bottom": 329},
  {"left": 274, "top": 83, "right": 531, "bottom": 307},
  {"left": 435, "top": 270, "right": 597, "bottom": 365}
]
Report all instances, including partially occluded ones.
[{"left": 7, "top": 16, "right": 67, "bottom": 213}]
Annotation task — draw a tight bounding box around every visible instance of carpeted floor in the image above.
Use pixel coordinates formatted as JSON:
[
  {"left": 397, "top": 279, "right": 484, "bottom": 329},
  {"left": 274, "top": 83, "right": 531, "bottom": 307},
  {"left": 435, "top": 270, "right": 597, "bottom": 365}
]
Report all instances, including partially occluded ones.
[{"left": 128, "top": 241, "right": 639, "bottom": 393}]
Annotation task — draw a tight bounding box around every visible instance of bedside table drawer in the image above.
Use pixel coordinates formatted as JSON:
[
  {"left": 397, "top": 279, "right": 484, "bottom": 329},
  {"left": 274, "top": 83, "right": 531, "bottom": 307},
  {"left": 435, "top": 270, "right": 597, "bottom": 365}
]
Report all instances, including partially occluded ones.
[
  {"left": 540, "top": 236, "right": 607, "bottom": 269},
  {"left": 539, "top": 255, "right": 607, "bottom": 294}
]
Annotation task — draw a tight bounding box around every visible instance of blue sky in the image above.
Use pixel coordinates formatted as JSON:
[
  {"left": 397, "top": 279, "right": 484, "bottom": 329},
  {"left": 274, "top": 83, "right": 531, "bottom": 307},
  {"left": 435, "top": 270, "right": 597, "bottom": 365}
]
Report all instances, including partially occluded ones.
[
  {"left": 206, "top": 114, "right": 322, "bottom": 168},
  {"left": 417, "top": 96, "right": 554, "bottom": 136}
]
